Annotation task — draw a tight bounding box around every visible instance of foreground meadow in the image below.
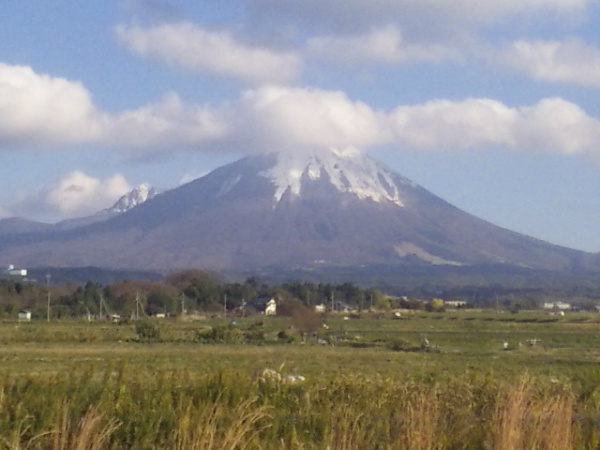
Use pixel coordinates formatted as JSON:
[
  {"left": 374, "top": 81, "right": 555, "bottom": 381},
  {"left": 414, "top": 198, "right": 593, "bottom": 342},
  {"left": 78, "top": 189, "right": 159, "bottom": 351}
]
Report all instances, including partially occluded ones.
[{"left": 2, "top": 311, "right": 600, "bottom": 448}]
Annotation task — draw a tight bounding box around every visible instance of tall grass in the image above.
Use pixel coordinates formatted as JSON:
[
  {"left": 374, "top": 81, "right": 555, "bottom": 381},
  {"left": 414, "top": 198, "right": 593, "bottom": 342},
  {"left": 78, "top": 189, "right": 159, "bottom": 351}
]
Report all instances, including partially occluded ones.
[
  {"left": 0, "top": 365, "right": 594, "bottom": 449},
  {"left": 493, "top": 374, "right": 575, "bottom": 449},
  {"left": 49, "top": 405, "right": 120, "bottom": 450},
  {"left": 171, "top": 397, "right": 271, "bottom": 450}
]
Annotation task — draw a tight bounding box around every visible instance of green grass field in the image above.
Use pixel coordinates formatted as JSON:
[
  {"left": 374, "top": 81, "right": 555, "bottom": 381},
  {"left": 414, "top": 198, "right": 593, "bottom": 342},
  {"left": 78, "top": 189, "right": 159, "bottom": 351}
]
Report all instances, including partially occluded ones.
[
  {"left": 3, "top": 311, "right": 600, "bottom": 378},
  {"left": 3, "top": 311, "right": 600, "bottom": 448}
]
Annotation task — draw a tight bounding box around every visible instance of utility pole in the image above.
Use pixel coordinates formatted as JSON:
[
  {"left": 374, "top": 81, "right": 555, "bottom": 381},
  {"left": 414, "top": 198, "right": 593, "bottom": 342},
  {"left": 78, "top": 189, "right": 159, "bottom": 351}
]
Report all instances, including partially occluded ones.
[
  {"left": 181, "top": 293, "right": 186, "bottom": 316},
  {"left": 223, "top": 294, "right": 227, "bottom": 315},
  {"left": 45, "top": 273, "right": 51, "bottom": 322},
  {"left": 99, "top": 294, "right": 103, "bottom": 318},
  {"left": 135, "top": 291, "right": 140, "bottom": 320}
]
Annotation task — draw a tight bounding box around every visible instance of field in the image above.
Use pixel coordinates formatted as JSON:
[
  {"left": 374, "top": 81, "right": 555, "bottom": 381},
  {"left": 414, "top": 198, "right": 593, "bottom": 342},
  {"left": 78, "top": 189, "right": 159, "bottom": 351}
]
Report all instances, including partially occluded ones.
[{"left": 2, "top": 310, "right": 600, "bottom": 448}]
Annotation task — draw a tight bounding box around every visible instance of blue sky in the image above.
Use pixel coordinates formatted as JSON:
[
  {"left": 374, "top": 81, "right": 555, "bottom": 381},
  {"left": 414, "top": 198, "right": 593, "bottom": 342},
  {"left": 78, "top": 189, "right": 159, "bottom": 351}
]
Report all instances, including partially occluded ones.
[{"left": 1, "top": 0, "right": 600, "bottom": 251}]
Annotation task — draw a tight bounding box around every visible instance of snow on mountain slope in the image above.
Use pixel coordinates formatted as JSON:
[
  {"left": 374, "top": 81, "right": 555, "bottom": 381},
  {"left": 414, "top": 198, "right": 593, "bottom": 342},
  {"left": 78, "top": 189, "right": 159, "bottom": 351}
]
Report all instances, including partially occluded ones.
[
  {"left": 259, "top": 148, "right": 411, "bottom": 206},
  {"left": 52, "top": 184, "right": 160, "bottom": 230},
  {"left": 107, "top": 184, "right": 159, "bottom": 213}
]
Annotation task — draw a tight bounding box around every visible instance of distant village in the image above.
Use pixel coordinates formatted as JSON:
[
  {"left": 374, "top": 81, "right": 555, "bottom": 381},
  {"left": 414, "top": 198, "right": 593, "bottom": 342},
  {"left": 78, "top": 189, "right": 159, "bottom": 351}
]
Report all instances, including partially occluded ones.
[
  {"left": 4, "top": 261, "right": 600, "bottom": 325},
  {"left": 2, "top": 264, "right": 28, "bottom": 279},
  {"left": 0, "top": 262, "right": 590, "bottom": 322}
]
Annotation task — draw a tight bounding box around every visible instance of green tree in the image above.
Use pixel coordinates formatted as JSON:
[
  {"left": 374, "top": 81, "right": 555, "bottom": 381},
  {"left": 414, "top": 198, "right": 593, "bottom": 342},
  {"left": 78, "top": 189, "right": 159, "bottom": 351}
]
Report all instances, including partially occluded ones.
[{"left": 368, "top": 289, "right": 390, "bottom": 310}]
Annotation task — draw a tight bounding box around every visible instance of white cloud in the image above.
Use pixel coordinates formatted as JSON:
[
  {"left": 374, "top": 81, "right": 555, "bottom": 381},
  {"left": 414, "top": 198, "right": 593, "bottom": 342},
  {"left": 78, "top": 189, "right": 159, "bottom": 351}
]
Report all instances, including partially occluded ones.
[
  {"left": 115, "top": 22, "right": 302, "bottom": 84},
  {"left": 514, "top": 98, "right": 600, "bottom": 154},
  {"left": 0, "top": 64, "right": 226, "bottom": 151},
  {"left": 11, "top": 171, "right": 132, "bottom": 221},
  {"left": 307, "top": 25, "right": 459, "bottom": 64},
  {"left": 246, "top": 0, "right": 593, "bottom": 71},
  {"left": 230, "top": 86, "right": 392, "bottom": 152},
  {"left": 390, "top": 97, "right": 600, "bottom": 155},
  {"left": 495, "top": 38, "right": 600, "bottom": 87},
  {"left": 227, "top": 87, "right": 600, "bottom": 158},
  {"left": 391, "top": 98, "right": 518, "bottom": 150},
  {"left": 0, "top": 63, "right": 102, "bottom": 146},
  {"left": 47, "top": 171, "right": 131, "bottom": 215},
  {"left": 106, "top": 92, "right": 227, "bottom": 151},
  {"left": 2, "top": 63, "right": 600, "bottom": 162}
]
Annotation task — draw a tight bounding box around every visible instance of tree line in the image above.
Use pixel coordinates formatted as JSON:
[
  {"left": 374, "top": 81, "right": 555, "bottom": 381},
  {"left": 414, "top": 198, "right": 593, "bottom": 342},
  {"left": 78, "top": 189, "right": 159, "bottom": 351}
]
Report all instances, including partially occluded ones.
[
  {"left": 3, "top": 267, "right": 600, "bottom": 319},
  {"left": 0, "top": 269, "right": 390, "bottom": 319}
]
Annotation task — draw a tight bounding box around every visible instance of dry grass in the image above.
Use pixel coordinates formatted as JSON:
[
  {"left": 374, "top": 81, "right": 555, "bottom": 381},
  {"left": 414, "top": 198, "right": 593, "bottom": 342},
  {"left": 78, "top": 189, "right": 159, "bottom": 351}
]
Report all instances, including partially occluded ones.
[
  {"left": 399, "top": 388, "right": 441, "bottom": 450},
  {"left": 532, "top": 395, "right": 574, "bottom": 450},
  {"left": 327, "top": 408, "right": 372, "bottom": 450},
  {"left": 172, "top": 397, "right": 272, "bottom": 450},
  {"left": 1, "top": 415, "right": 35, "bottom": 450},
  {"left": 51, "top": 405, "right": 120, "bottom": 450},
  {"left": 0, "top": 371, "right": 585, "bottom": 449},
  {"left": 493, "top": 374, "right": 575, "bottom": 450},
  {"left": 0, "top": 406, "right": 119, "bottom": 450}
]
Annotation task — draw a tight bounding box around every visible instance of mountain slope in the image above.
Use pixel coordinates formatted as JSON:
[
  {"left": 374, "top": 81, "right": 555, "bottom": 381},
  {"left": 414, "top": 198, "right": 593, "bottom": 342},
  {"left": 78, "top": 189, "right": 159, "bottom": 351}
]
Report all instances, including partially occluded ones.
[
  {"left": 0, "top": 184, "right": 160, "bottom": 233},
  {"left": 106, "top": 183, "right": 159, "bottom": 214},
  {"left": 0, "top": 150, "right": 596, "bottom": 272}
]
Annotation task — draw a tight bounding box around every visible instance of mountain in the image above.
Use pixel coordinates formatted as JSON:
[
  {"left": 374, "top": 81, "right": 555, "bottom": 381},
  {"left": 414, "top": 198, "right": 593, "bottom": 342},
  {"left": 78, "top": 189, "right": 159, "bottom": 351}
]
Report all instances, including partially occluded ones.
[
  {"left": 0, "top": 217, "right": 54, "bottom": 236},
  {"left": 0, "top": 150, "right": 597, "bottom": 273},
  {"left": 0, "top": 184, "right": 160, "bottom": 233},
  {"left": 105, "top": 183, "right": 159, "bottom": 214},
  {"left": 60, "top": 183, "right": 160, "bottom": 230}
]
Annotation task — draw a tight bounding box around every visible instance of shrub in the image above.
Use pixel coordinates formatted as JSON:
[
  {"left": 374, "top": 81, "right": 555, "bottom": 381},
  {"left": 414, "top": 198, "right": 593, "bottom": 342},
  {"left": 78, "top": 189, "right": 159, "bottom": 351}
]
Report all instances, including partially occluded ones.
[
  {"left": 202, "top": 325, "right": 243, "bottom": 343},
  {"left": 277, "top": 330, "right": 296, "bottom": 343},
  {"left": 278, "top": 298, "right": 322, "bottom": 338},
  {"left": 388, "top": 338, "right": 416, "bottom": 352},
  {"left": 134, "top": 320, "right": 161, "bottom": 341},
  {"left": 244, "top": 329, "right": 266, "bottom": 344}
]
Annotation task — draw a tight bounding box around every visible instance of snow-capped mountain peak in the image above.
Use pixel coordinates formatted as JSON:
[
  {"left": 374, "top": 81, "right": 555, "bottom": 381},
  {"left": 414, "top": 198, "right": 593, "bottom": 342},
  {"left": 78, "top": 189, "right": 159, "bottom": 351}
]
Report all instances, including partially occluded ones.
[
  {"left": 259, "top": 148, "right": 409, "bottom": 206},
  {"left": 108, "top": 183, "right": 159, "bottom": 213}
]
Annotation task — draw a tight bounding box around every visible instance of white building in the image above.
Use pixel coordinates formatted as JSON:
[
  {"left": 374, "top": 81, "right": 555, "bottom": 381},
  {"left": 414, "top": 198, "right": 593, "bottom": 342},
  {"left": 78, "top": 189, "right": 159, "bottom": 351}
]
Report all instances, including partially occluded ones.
[
  {"left": 5, "top": 264, "right": 27, "bottom": 277},
  {"left": 444, "top": 300, "right": 467, "bottom": 308},
  {"left": 18, "top": 311, "right": 31, "bottom": 322},
  {"left": 249, "top": 297, "right": 277, "bottom": 316},
  {"left": 543, "top": 302, "right": 571, "bottom": 311},
  {"left": 264, "top": 299, "right": 277, "bottom": 316}
]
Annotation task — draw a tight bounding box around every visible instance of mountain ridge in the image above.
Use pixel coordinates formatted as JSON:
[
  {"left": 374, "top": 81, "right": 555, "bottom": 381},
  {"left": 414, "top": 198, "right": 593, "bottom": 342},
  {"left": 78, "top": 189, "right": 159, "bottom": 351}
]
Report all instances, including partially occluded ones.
[
  {"left": 0, "top": 183, "right": 160, "bottom": 234},
  {"left": 0, "top": 150, "right": 597, "bottom": 273}
]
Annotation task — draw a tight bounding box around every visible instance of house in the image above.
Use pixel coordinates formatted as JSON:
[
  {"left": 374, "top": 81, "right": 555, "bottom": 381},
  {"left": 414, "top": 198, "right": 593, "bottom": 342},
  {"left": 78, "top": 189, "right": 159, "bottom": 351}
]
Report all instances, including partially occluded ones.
[
  {"left": 3, "top": 264, "right": 27, "bottom": 279},
  {"left": 264, "top": 299, "right": 277, "bottom": 315},
  {"left": 444, "top": 300, "right": 468, "bottom": 308},
  {"left": 314, "top": 304, "right": 326, "bottom": 313},
  {"left": 543, "top": 302, "right": 571, "bottom": 311},
  {"left": 248, "top": 297, "right": 277, "bottom": 316},
  {"left": 18, "top": 310, "right": 31, "bottom": 322}
]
